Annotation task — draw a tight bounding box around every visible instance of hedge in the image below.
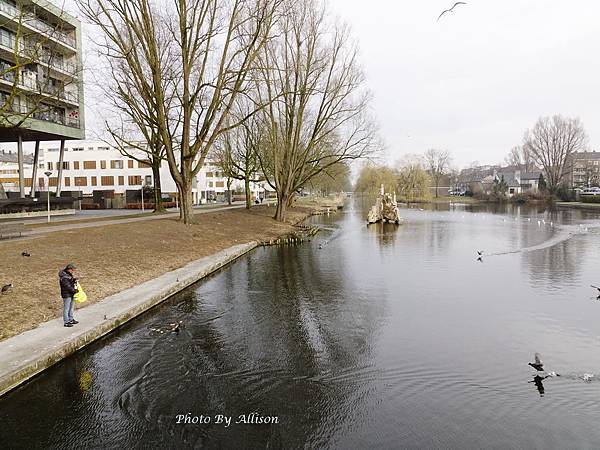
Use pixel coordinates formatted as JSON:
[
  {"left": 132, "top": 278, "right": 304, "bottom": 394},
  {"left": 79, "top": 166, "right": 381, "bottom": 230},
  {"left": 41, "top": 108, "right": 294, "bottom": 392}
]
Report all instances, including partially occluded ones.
[{"left": 581, "top": 195, "right": 600, "bottom": 203}]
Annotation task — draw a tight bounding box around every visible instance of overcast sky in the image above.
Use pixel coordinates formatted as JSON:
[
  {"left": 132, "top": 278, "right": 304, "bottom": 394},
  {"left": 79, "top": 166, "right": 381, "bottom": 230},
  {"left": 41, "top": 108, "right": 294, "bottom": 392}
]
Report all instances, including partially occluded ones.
[
  {"left": 326, "top": 0, "right": 600, "bottom": 167},
  {"left": 14, "top": 0, "right": 599, "bottom": 168}
]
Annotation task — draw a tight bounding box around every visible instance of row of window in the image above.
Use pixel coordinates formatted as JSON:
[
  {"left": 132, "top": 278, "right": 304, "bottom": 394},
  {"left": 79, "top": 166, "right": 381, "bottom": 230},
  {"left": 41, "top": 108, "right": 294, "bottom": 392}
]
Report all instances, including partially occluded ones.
[
  {"left": 40, "top": 175, "right": 148, "bottom": 188},
  {"left": 46, "top": 147, "right": 110, "bottom": 152},
  {"left": 43, "top": 160, "right": 151, "bottom": 171}
]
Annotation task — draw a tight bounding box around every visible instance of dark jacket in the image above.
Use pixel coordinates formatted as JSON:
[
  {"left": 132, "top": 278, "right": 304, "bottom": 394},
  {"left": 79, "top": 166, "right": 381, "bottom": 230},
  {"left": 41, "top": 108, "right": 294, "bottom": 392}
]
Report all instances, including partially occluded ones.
[{"left": 59, "top": 269, "right": 77, "bottom": 299}]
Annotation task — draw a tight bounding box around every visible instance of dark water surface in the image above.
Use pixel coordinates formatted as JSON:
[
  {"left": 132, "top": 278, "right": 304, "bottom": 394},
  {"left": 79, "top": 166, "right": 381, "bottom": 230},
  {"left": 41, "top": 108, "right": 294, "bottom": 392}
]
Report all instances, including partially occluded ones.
[{"left": 2, "top": 201, "right": 600, "bottom": 449}]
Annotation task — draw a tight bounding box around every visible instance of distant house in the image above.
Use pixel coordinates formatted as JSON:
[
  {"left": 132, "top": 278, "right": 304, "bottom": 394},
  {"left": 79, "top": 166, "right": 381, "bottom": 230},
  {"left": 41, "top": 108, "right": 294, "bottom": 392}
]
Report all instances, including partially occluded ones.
[{"left": 457, "top": 165, "right": 542, "bottom": 197}]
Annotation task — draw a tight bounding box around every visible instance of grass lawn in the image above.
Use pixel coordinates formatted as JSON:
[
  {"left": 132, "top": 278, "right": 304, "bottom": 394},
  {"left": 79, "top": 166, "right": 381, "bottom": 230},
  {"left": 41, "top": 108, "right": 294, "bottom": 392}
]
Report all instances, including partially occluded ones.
[{"left": 0, "top": 205, "right": 314, "bottom": 341}]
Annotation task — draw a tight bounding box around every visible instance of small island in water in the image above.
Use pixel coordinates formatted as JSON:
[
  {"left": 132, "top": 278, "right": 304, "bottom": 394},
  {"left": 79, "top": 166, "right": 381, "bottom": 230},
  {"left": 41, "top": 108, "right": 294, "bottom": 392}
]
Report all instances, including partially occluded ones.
[{"left": 367, "top": 185, "right": 403, "bottom": 225}]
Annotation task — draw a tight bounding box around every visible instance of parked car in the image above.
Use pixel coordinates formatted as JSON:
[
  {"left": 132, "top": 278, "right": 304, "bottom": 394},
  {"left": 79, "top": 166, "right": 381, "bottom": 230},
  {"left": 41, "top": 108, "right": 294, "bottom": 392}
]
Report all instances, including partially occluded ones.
[
  {"left": 581, "top": 187, "right": 600, "bottom": 196},
  {"left": 448, "top": 190, "right": 466, "bottom": 196}
]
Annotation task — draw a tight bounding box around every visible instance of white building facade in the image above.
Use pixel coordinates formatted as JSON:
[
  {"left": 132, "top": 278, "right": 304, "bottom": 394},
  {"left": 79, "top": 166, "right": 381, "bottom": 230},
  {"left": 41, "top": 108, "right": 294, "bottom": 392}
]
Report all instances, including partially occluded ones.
[{"left": 1, "top": 140, "right": 269, "bottom": 205}]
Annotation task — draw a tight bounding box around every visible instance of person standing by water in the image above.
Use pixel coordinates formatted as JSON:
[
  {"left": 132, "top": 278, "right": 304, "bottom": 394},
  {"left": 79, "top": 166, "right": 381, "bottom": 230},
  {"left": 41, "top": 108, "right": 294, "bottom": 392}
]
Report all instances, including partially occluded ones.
[{"left": 59, "top": 263, "right": 79, "bottom": 327}]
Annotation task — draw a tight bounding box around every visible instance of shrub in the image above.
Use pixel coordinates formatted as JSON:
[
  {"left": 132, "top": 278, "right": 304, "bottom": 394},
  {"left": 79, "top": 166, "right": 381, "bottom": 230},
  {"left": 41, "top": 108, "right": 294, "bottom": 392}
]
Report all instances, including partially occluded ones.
[{"left": 581, "top": 195, "right": 600, "bottom": 204}]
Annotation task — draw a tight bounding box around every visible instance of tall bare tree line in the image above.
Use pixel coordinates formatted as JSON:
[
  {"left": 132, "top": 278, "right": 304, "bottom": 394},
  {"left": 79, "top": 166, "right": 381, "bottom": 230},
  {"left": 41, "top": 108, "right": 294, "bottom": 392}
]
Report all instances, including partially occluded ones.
[{"left": 79, "top": 0, "right": 378, "bottom": 223}]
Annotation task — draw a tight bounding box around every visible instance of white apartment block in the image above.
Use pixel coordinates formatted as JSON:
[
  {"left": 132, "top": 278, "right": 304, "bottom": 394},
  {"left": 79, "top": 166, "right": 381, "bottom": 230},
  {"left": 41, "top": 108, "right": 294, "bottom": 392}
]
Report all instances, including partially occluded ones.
[{"left": 0, "top": 141, "right": 268, "bottom": 205}]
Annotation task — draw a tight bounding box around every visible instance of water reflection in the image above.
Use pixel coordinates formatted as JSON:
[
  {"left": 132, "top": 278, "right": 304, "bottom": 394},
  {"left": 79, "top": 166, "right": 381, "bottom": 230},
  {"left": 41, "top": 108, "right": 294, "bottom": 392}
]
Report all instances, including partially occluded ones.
[{"left": 2, "top": 201, "right": 600, "bottom": 449}]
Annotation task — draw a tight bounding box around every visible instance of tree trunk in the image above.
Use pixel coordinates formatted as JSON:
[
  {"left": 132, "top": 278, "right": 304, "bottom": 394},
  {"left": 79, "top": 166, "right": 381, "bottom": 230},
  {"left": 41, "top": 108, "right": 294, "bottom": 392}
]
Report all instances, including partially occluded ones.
[
  {"left": 179, "top": 182, "right": 194, "bottom": 224},
  {"left": 227, "top": 178, "right": 232, "bottom": 206},
  {"left": 275, "top": 191, "right": 289, "bottom": 222},
  {"left": 152, "top": 163, "right": 165, "bottom": 213},
  {"left": 435, "top": 179, "right": 439, "bottom": 198},
  {"left": 245, "top": 177, "right": 251, "bottom": 209}
]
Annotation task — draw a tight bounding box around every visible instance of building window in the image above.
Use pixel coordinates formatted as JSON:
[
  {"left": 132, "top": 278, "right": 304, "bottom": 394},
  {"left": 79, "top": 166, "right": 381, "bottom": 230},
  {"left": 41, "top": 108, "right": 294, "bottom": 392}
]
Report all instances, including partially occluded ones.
[
  {"left": 128, "top": 175, "right": 142, "bottom": 185},
  {"left": 47, "top": 148, "right": 59, "bottom": 152},
  {"left": 72, "top": 147, "right": 83, "bottom": 152},
  {"left": 98, "top": 147, "right": 109, "bottom": 151},
  {"left": 47, "top": 162, "right": 53, "bottom": 170},
  {"left": 62, "top": 161, "right": 69, "bottom": 170},
  {"left": 101, "top": 176, "right": 114, "bottom": 186},
  {"left": 216, "top": 181, "right": 225, "bottom": 188},
  {"left": 73, "top": 161, "right": 80, "bottom": 170},
  {"left": 128, "top": 160, "right": 134, "bottom": 169},
  {"left": 138, "top": 160, "right": 151, "bottom": 168},
  {"left": 83, "top": 161, "right": 96, "bottom": 169},
  {"left": 75, "top": 177, "right": 87, "bottom": 186},
  {"left": 145, "top": 175, "right": 152, "bottom": 186},
  {"left": 118, "top": 175, "right": 124, "bottom": 185},
  {"left": 208, "top": 182, "right": 213, "bottom": 187},
  {"left": 64, "top": 177, "right": 71, "bottom": 187},
  {"left": 49, "top": 177, "right": 58, "bottom": 187},
  {"left": 38, "top": 163, "right": 44, "bottom": 169},
  {"left": 111, "top": 160, "right": 123, "bottom": 169},
  {"left": 100, "top": 160, "right": 107, "bottom": 169},
  {"left": 206, "top": 172, "right": 213, "bottom": 177},
  {"left": 91, "top": 176, "right": 97, "bottom": 186}
]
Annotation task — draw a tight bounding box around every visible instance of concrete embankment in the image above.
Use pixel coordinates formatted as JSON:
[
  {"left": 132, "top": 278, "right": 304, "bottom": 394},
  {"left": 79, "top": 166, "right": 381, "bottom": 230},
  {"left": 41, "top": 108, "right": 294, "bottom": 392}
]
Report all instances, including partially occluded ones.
[{"left": 0, "top": 241, "right": 258, "bottom": 397}]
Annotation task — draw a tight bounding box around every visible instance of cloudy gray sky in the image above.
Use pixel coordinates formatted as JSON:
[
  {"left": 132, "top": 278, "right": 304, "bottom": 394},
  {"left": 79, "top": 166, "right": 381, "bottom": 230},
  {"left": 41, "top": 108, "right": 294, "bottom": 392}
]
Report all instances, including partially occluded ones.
[
  {"left": 48, "top": 0, "right": 600, "bottom": 168},
  {"left": 327, "top": 0, "right": 600, "bottom": 167}
]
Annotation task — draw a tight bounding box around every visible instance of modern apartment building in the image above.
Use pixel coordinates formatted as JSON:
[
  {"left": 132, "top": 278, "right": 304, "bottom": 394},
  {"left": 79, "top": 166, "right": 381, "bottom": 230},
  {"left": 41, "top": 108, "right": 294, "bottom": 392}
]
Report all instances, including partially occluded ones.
[
  {"left": 0, "top": 0, "right": 85, "bottom": 197},
  {"left": 570, "top": 151, "right": 600, "bottom": 188},
  {"left": 34, "top": 141, "right": 267, "bottom": 204}
]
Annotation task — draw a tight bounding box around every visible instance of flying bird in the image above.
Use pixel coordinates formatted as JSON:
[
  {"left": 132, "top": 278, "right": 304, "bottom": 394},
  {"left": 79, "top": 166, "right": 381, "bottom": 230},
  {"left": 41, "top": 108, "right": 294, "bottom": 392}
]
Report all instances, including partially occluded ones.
[
  {"left": 1, "top": 283, "right": 13, "bottom": 294},
  {"left": 438, "top": 2, "right": 467, "bottom": 21},
  {"left": 528, "top": 353, "right": 544, "bottom": 372},
  {"left": 21, "top": 251, "right": 30, "bottom": 257},
  {"left": 592, "top": 285, "right": 600, "bottom": 293},
  {"left": 477, "top": 256, "right": 483, "bottom": 262},
  {"left": 477, "top": 251, "right": 483, "bottom": 256}
]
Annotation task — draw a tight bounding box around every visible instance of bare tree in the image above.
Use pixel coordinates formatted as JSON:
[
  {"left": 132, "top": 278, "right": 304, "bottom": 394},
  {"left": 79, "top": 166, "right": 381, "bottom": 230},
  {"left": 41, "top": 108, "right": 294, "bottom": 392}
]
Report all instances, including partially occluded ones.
[
  {"left": 78, "top": 0, "right": 280, "bottom": 224},
  {"left": 256, "top": 0, "right": 379, "bottom": 222},
  {"left": 523, "top": 115, "right": 587, "bottom": 193},
  {"left": 424, "top": 148, "right": 451, "bottom": 198},
  {"left": 214, "top": 113, "right": 264, "bottom": 209},
  {"left": 505, "top": 145, "right": 536, "bottom": 172},
  {"left": 396, "top": 154, "right": 430, "bottom": 202}
]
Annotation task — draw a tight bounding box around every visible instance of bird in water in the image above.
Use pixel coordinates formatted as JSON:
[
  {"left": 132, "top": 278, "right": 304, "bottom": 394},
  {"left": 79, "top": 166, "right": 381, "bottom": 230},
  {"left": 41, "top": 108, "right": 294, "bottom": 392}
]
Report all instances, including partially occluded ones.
[
  {"left": 528, "top": 353, "right": 544, "bottom": 371},
  {"left": 169, "top": 321, "right": 183, "bottom": 333},
  {"left": 1, "top": 283, "right": 13, "bottom": 294},
  {"left": 21, "top": 251, "right": 30, "bottom": 257},
  {"left": 529, "top": 374, "right": 550, "bottom": 397}
]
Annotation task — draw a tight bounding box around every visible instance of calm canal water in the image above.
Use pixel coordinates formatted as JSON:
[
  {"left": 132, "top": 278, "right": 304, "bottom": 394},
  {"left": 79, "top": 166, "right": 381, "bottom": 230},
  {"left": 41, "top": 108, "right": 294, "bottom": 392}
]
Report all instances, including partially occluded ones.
[{"left": 2, "top": 200, "right": 600, "bottom": 449}]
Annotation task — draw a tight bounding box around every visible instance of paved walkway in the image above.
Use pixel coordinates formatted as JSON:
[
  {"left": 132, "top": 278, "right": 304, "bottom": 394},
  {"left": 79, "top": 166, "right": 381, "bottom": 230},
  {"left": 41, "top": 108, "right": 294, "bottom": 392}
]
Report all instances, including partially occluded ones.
[{"left": 3, "top": 203, "right": 250, "bottom": 240}]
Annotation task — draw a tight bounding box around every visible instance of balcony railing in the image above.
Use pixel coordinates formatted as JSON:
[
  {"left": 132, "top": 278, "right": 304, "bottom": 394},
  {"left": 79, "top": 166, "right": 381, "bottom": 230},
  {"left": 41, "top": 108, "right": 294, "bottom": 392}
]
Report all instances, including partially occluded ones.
[
  {"left": 0, "top": 0, "right": 77, "bottom": 49},
  {"left": 0, "top": 71, "right": 79, "bottom": 104},
  {"left": 1, "top": 93, "right": 79, "bottom": 129}
]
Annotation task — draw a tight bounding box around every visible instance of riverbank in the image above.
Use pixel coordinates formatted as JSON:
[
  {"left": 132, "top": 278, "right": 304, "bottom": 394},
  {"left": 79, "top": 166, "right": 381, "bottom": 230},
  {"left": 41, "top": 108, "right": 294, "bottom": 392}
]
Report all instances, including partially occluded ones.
[
  {"left": 0, "top": 203, "right": 332, "bottom": 341},
  {"left": 556, "top": 201, "right": 600, "bottom": 210},
  {"left": 0, "top": 199, "right": 343, "bottom": 397}
]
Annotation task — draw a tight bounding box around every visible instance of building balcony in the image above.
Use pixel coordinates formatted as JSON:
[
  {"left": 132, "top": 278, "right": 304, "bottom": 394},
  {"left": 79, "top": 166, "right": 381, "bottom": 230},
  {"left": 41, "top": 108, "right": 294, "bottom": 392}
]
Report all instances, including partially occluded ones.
[
  {"left": 0, "top": 71, "right": 79, "bottom": 106},
  {"left": 0, "top": 31, "right": 77, "bottom": 79},
  {"left": 0, "top": 0, "right": 77, "bottom": 50}
]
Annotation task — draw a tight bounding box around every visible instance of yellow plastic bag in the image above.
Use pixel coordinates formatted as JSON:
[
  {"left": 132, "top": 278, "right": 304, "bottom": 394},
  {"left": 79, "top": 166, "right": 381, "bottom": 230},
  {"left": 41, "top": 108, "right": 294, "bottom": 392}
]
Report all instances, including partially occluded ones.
[{"left": 73, "top": 282, "right": 88, "bottom": 303}]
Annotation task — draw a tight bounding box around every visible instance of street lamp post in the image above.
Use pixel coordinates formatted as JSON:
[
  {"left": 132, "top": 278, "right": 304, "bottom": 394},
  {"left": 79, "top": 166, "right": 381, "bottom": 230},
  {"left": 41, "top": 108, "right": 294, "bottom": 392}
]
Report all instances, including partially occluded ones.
[
  {"left": 44, "top": 170, "right": 52, "bottom": 223},
  {"left": 141, "top": 181, "right": 145, "bottom": 213}
]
